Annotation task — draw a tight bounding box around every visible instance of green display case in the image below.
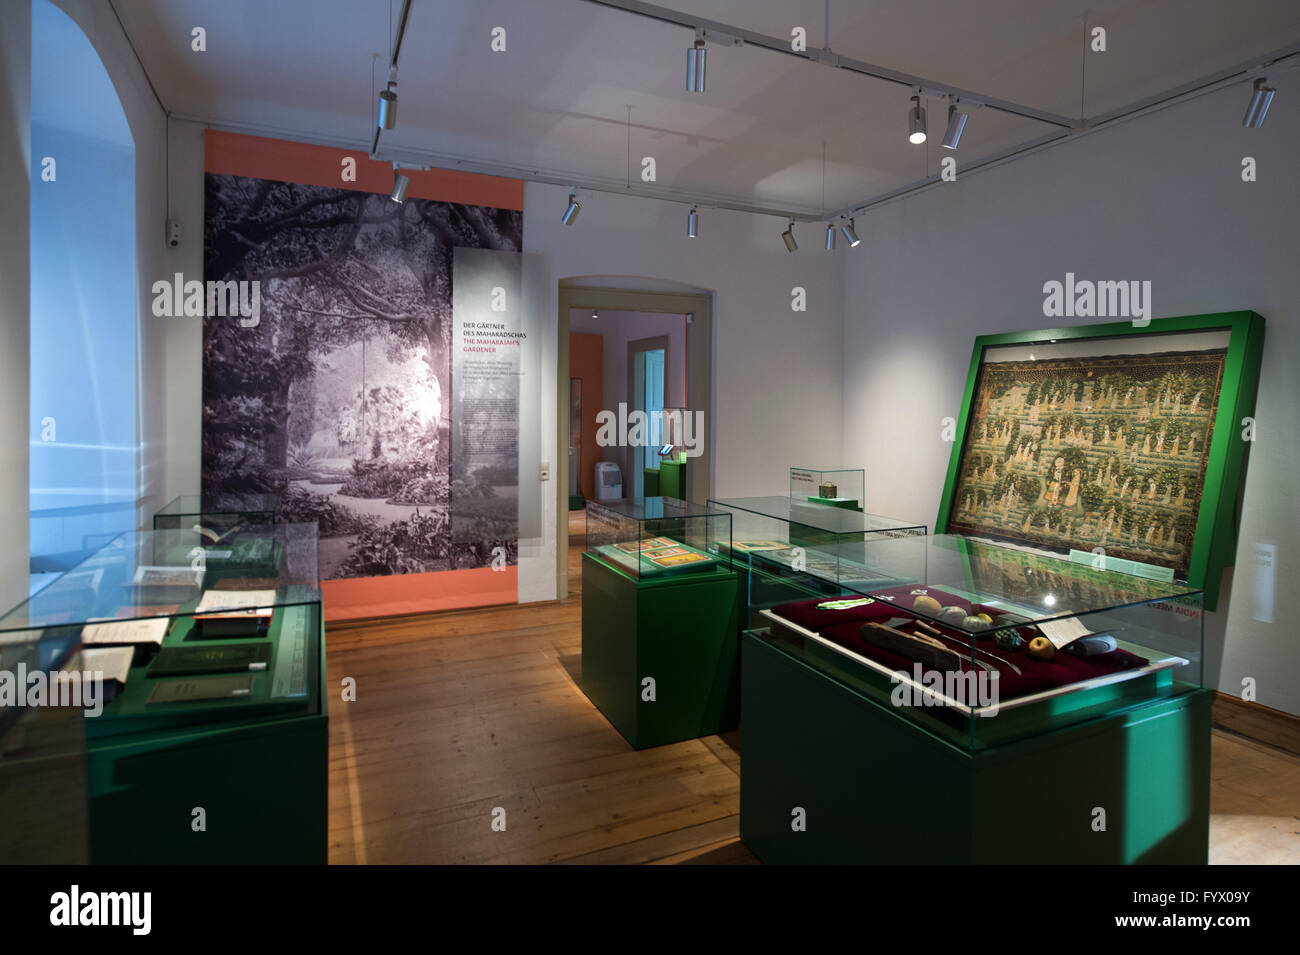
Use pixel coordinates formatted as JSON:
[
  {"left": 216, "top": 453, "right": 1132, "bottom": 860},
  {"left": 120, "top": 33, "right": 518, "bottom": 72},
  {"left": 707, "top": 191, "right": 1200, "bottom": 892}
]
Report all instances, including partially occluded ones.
[
  {"left": 585, "top": 497, "right": 729, "bottom": 578},
  {"left": 152, "top": 492, "right": 280, "bottom": 533},
  {"left": 581, "top": 498, "right": 738, "bottom": 748},
  {"left": 0, "top": 623, "right": 89, "bottom": 864},
  {"left": 740, "top": 533, "right": 1209, "bottom": 863},
  {"left": 0, "top": 522, "right": 326, "bottom": 864},
  {"left": 789, "top": 466, "right": 864, "bottom": 510}
]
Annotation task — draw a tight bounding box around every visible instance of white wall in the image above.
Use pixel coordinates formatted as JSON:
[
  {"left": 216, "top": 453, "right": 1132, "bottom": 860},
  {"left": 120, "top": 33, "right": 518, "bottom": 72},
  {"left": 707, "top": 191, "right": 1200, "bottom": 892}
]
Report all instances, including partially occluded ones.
[
  {"left": 162, "top": 118, "right": 206, "bottom": 506},
  {"left": 0, "top": 0, "right": 31, "bottom": 610},
  {"left": 841, "top": 76, "right": 1300, "bottom": 714},
  {"left": 529, "top": 183, "right": 845, "bottom": 499},
  {"left": 524, "top": 183, "right": 844, "bottom": 598}
]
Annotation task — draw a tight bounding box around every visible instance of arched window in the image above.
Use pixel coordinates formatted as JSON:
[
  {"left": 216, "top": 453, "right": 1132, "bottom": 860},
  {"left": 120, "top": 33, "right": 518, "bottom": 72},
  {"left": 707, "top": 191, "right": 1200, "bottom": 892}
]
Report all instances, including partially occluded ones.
[{"left": 28, "top": 0, "right": 137, "bottom": 585}]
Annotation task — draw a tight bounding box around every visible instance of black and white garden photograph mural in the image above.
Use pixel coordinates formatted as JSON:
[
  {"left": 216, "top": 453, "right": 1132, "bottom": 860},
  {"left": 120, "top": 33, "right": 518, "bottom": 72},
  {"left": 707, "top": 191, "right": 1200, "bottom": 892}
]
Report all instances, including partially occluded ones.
[{"left": 202, "top": 173, "right": 524, "bottom": 579}]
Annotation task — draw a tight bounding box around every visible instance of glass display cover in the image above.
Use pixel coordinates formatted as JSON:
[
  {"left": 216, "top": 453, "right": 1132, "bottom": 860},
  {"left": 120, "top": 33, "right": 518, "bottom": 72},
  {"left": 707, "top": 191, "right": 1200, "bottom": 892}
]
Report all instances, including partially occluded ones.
[
  {"left": 749, "top": 532, "right": 1204, "bottom": 751},
  {"left": 709, "top": 494, "right": 924, "bottom": 601},
  {"left": 0, "top": 523, "right": 323, "bottom": 740},
  {"left": 0, "top": 619, "right": 88, "bottom": 863},
  {"left": 585, "top": 497, "right": 731, "bottom": 580},
  {"left": 153, "top": 492, "right": 280, "bottom": 533},
  {"left": 789, "top": 466, "right": 864, "bottom": 510}
]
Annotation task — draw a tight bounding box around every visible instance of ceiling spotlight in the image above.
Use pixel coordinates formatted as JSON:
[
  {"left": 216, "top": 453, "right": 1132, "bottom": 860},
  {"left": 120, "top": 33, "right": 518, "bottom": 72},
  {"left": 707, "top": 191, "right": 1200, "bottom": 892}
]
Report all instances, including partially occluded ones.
[
  {"left": 592, "top": 309, "right": 599, "bottom": 320},
  {"left": 825, "top": 223, "right": 836, "bottom": 251},
  {"left": 840, "top": 217, "right": 861, "bottom": 248},
  {"left": 942, "top": 103, "right": 968, "bottom": 149},
  {"left": 562, "top": 192, "right": 581, "bottom": 225},
  {"left": 686, "top": 37, "right": 707, "bottom": 93},
  {"left": 377, "top": 83, "right": 398, "bottom": 130},
  {"left": 687, "top": 206, "right": 698, "bottom": 238},
  {"left": 1242, "top": 77, "right": 1276, "bottom": 128},
  {"left": 390, "top": 167, "right": 410, "bottom": 204},
  {"left": 781, "top": 220, "right": 797, "bottom": 252},
  {"left": 908, "top": 94, "right": 927, "bottom": 144}
]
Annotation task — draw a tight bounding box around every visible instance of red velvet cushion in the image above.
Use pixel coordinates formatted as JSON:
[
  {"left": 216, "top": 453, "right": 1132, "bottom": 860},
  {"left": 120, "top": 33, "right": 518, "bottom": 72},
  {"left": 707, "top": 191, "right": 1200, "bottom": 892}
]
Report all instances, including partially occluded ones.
[{"left": 768, "top": 585, "right": 1148, "bottom": 700}]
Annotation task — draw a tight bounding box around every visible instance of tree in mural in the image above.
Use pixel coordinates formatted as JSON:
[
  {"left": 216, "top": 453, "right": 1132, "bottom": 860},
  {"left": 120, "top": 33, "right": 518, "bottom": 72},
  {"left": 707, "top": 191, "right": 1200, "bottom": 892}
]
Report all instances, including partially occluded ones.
[{"left": 202, "top": 174, "right": 523, "bottom": 578}]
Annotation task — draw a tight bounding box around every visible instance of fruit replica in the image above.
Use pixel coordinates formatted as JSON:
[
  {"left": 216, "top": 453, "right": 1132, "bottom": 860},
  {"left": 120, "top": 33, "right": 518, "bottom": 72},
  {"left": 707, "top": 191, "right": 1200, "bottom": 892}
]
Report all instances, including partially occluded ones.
[
  {"left": 1026, "top": 636, "right": 1056, "bottom": 660},
  {"left": 912, "top": 594, "right": 943, "bottom": 616},
  {"left": 941, "top": 605, "right": 968, "bottom": 625},
  {"left": 995, "top": 629, "right": 1024, "bottom": 651}
]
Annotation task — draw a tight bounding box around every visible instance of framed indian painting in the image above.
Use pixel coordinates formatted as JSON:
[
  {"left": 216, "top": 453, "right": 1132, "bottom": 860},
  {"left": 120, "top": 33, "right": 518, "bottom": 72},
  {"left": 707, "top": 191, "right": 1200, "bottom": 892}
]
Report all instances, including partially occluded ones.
[{"left": 936, "top": 312, "right": 1265, "bottom": 610}]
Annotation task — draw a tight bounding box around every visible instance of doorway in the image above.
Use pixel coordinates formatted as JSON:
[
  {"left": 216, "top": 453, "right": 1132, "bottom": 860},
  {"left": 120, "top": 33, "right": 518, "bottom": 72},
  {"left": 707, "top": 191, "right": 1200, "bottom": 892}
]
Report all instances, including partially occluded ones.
[
  {"left": 556, "top": 283, "right": 714, "bottom": 599},
  {"left": 628, "top": 337, "right": 669, "bottom": 499}
]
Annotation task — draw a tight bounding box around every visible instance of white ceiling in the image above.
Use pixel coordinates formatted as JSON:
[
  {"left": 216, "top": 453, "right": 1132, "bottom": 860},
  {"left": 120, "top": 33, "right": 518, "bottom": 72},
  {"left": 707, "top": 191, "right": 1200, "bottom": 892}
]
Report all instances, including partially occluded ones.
[{"left": 113, "top": 0, "right": 1300, "bottom": 214}]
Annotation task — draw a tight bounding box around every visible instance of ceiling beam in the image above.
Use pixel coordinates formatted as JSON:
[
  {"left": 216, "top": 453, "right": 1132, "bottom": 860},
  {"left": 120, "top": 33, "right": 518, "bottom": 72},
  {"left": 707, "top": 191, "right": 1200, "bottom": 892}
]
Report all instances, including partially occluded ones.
[{"left": 580, "top": 0, "right": 1080, "bottom": 129}]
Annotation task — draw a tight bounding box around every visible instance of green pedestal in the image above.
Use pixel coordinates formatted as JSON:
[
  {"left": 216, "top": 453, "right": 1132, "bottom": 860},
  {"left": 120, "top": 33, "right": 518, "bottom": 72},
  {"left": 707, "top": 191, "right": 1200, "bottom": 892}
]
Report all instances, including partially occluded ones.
[
  {"left": 582, "top": 553, "right": 739, "bottom": 749},
  {"left": 84, "top": 617, "right": 328, "bottom": 864},
  {"left": 643, "top": 468, "right": 661, "bottom": 497},
  {"left": 806, "top": 495, "right": 860, "bottom": 511},
  {"left": 740, "top": 631, "right": 1210, "bottom": 864},
  {"left": 659, "top": 460, "right": 685, "bottom": 499}
]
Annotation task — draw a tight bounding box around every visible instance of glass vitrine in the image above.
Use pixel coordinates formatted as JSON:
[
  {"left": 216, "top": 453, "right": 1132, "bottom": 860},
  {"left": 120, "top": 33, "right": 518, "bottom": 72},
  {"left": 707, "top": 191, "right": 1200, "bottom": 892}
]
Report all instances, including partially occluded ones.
[
  {"left": 0, "top": 522, "right": 322, "bottom": 734},
  {"left": 789, "top": 466, "right": 864, "bottom": 510},
  {"left": 585, "top": 497, "right": 731, "bottom": 580},
  {"left": 152, "top": 492, "right": 280, "bottom": 534},
  {"left": 750, "top": 533, "right": 1204, "bottom": 751},
  {"left": 708, "top": 495, "right": 926, "bottom": 619},
  {"left": 0, "top": 617, "right": 88, "bottom": 863}
]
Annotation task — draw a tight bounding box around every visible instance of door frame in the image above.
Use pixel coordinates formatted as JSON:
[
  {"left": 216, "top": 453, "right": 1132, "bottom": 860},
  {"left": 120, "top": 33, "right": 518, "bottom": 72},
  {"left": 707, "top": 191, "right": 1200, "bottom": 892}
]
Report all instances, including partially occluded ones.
[{"left": 556, "top": 284, "right": 714, "bottom": 599}]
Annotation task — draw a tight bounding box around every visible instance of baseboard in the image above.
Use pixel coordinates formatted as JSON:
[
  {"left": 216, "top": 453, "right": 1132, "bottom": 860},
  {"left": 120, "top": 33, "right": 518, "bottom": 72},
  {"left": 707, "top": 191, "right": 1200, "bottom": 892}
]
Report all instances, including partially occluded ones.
[{"left": 1212, "top": 692, "right": 1300, "bottom": 757}]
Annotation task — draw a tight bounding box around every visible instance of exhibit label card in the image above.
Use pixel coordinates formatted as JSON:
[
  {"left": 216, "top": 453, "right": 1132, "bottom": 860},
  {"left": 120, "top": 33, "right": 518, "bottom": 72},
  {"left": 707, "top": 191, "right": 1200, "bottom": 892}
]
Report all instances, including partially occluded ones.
[
  {"left": 60, "top": 646, "right": 135, "bottom": 685},
  {"left": 194, "top": 589, "right": 278, "bottom": 614},
  {"left": 1037, "top": 616, "right": 1093, "bottom": 649},
  {"left": 82, "top": 616, "right": 169, "bottom": 646},
  {"left": 146, "top": 675, "right": 255, "bottom": 704}
]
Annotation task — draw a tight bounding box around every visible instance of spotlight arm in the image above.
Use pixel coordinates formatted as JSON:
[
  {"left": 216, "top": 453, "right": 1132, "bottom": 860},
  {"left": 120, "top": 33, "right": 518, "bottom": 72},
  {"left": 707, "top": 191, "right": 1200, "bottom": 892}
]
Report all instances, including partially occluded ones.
[
  {"left": 372, "top": 0, "right": 414, "bottom": 155},
  {"left": 579, "top": 0, "right": 1078, "bottom": 128}
]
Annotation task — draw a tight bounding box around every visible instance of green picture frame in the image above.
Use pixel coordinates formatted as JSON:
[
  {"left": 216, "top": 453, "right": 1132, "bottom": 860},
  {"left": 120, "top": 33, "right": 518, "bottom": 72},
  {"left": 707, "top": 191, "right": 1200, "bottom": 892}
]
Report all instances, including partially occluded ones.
[{"left": 936, "top": 311, "right": 1265, "bottom": 611}]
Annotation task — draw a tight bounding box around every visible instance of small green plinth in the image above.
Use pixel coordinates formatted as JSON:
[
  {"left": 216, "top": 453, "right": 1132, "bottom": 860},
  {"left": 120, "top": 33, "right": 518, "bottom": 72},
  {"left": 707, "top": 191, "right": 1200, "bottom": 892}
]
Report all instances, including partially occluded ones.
[
  {"left": 739, "top": 631, "right": 1210, "bottom": 864},
  {"left": 659, "top": 460, "right": 686, "bottom": 499},
  {"left": 581, "top": 553, "right": 739, "bottom": 749},
  {"left": 806, "top": 495, "right": 860, "bottom": 511}
]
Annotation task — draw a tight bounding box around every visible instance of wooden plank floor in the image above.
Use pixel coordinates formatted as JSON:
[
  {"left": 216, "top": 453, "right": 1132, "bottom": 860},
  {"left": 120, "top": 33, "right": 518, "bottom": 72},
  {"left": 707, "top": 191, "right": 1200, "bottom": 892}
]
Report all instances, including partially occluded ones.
[
  {"left": 325, "top": 517, "right": 755, "bottom": 864},
  {"left": 326, "top": 514, "right": 1300, "bottom": 865}
]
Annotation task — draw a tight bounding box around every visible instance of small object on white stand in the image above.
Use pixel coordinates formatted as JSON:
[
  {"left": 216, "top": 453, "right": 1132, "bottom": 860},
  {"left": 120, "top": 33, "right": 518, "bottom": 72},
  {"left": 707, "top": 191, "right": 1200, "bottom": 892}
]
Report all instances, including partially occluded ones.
[{"left": 594, "top": 462, "right": 623, "bottom": 502}]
